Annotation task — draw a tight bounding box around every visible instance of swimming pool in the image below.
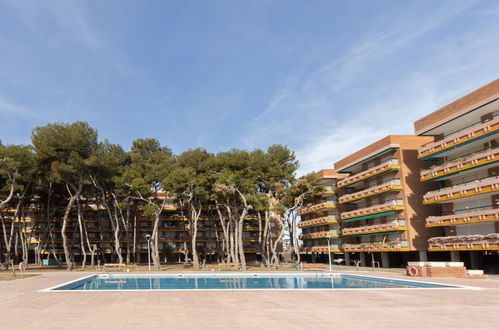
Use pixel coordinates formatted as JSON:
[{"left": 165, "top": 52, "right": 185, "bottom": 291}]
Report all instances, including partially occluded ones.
[{"left": 44, "top": 273, "right": 458, "bottom": 291}]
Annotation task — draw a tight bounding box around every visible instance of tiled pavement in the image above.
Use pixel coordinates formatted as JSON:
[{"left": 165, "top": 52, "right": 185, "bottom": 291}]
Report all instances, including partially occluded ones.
[{"left": 1, "top": 271, "right": 498, "bottom": 329}]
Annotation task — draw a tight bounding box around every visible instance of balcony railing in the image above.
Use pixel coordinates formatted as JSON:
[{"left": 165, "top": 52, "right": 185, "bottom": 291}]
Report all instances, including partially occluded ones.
[
  {"left": 339, "top": 179, "right": 402, "bottom": 204},
  {"left": 298, "top": 215, "right": 339, "bottom": 228},
  {"left": 423, "top": 176, "right": 499, "bottom": 204},
  {"left": 428, "top": 233, "right": 499, "bottom": 251},
  {"left": 342, "top": 240, "right": 408, "bottom": 252},
  {"left": 300, "top": 245, "right": 341, "bottom": 253},
  {"left": 337, "top": 160, "right": 400, "bottom": 188},
  {"left": 321, "top": 185, "right": 337, "bottom": 194},
  {"left": 420, "top": 148, "right": 499, "bottom": 181},
  {"left": 342, "top": 220, "right": 406, "bottom": 236},
  {"left": 418, "top": 116, "right": 499, "bottom": 159},
  {"left": 297, "top": 201, "right": 337, "bottom": 216},
  {"left": 340, "top": 200, "right": 405, "bottom": 221},
  {"left": 426, "top": 207, "right": 499, "bottom": 227},
  {"left": 299, "top": 230, "right": 341, "bottom": 240}
]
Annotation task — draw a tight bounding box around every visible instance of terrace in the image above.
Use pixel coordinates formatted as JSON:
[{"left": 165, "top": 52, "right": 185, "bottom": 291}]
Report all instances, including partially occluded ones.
[
  {"left": 298, "top": 215, "right": 339, "bottom": 228},
  {"left": 423, "top": 176, "right": 499, "bottom": 204},
  {"left": 337, "top": 159, "right": 400, "bottom": 188},
  {"left": 418, "top": 115, "right": 499, "bottom": 160},
  {"left": 339, "top": 179, "right": 402, "bottom": 204},
  {"left": 426, "top": 206, "right": 499, "bottom": 227},
  {"left": 299, "top": 230, "right": 341, "bottom": 240},
  {"left": 300, "top": 244, "right": 340, "bottom": 252},
  {"left": 342, "top": 220, "right": 406, "bottom": 236},
  {"left": 428, "top": 233, "right": 499, "bottom": 251},
  {"left": 1, "top": 268, "right": 497, "bottom": 329},
  {"left": 297, "top": 201, "right": 337, "bottom": 216},
  {"left": 342, "top": 240, "right": 408, "bottom": 252},
  {"left": 340, "top": 200, "right": 405, "bottom": 222},
  {"left": 420, "top": 147, "right": 499, "bottom": 181},
  {"left": 321, "top": 185, "right": 337, "bottom": 194}
]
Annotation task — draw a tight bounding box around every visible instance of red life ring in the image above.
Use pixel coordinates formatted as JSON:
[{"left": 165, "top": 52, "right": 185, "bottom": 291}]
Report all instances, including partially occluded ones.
[
  {"left": 407, "top": 266, "right": 419, "bottom": 276},
  {"left": 19, "top": 262, "right": 27, "bottom": 272}
]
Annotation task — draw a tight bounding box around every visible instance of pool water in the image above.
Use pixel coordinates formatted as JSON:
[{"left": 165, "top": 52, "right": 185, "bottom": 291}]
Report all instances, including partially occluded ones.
[{"left": 48, "top": 273, "right": 455, "bottom": 291}]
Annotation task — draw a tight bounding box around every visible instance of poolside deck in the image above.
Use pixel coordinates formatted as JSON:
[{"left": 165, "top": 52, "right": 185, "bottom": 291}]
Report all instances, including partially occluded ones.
[{"left": 1, "top": 270, "right": 498, "bottom": 329}]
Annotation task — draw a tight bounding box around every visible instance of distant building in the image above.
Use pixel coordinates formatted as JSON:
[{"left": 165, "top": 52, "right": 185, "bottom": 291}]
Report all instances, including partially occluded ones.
[{"left": 298, "top": 169, "right": 343, "bottom": 263}]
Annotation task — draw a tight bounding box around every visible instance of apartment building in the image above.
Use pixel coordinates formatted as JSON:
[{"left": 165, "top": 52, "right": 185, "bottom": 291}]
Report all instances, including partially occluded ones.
[
  {"left": 298, "top": 169, "right": 343, "bottom": 263},
  {"left": 334, "top": 135, "right": 441, "bottom": 267},
  {"left": 0, "top": 196, "right": 271, "bottom": 265},
  {"left": 414, "top": 79, "right": 499, "bottom": 272}
]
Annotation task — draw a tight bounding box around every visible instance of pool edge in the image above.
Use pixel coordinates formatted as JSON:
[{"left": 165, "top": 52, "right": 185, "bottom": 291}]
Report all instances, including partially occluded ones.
[{"left": 39, "top": 272, "right": 480, "bottom": 292}]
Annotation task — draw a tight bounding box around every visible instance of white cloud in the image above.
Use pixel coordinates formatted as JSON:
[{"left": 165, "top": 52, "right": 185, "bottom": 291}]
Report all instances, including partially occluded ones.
[
  {"left": 0, "top": 95, "right": 40, "bottom": 118},
  {"left": 241, "top": 1, "right": 499, "bottom": 176}
]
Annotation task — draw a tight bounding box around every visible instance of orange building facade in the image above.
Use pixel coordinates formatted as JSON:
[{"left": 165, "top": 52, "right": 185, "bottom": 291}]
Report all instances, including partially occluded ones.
[
  {"left": 298, "top": 169, "right": 343, "bottom": 263},
  {"left": 334, "top": 135, "right": 441, "bottom": 267},
  {"left": 414, "top": 79, "right": 499, "bottom": 273}
]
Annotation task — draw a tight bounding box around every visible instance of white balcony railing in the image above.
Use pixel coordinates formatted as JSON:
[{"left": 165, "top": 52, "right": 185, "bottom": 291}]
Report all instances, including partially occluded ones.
[
  {"left": 298, "top": 215, "right": 339, "bottom": 228},
  {"left": 301, "top": 245, "right": 340, "bottom": 252},
  {"left": 297, "top": 201, "right": 337, "bottom": 215},
  {"left": 421, "top": 148, "right": 499, "bottom": 181},
  {"left": 339, "top": 179, "right": 401, "bottom": 204},
  {"left": 423, "top": 176, "right": 499, "bottom": 203},
  {"left": 418, "top": 116, "right": 499, "bottom": 158},
  {"left": 428, "top": 233, "right": 499, "bottom": 250},
  {"left": 337, "top": 159, "right": 399, "bottom": 187},
  {"left": 341, "top": 200, "right": 404, "bottom": 220},
  {"left": 342, "top": 220, "right": 405, "bottom": 236},
  {"left": 426, "top": 207, "right": 499, "bottom": 227},
  {"left": 299, "top": 230, "right": 341, "bottom": 240},
  {"left": 342, "top": 240, "right": 407, "bottom": 251}
]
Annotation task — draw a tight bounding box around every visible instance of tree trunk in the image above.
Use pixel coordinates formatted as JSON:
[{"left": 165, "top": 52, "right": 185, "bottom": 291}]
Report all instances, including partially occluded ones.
[
  {"left": 76, "top": 198, "right": 87, "bottom": 270},
  {"left": 189, "top": 203, "right": 201, "bottom": 268},
  {"left": 215, "top": 203, "right": 229, "bottom": 262},
  {"left": 111, "top": 202, "right": 123, "bottom": 264},
  {"left": 150, "top": 198, "right": 167, "bottom": 270},
  {"left": 238, "top": 208, "right": 248, "bottom": 270},
  {"left": 62, "top": 182, "right": 83, "bottom": 271}
]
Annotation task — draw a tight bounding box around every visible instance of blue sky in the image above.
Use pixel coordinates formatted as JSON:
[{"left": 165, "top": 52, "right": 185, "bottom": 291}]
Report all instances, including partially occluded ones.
[{"left": 1, "top": 0, "right": 499, "bottom": 174}]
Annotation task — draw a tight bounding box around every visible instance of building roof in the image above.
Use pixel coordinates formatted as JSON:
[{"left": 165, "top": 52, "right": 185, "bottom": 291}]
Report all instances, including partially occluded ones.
[
  {"left": 414, "top": 79, "right": 499, "bottom": 135},
  {"left": 334, "top": 135, "right": 434, "bottom": 172},
  {"left": 313, "top": 169, "right": 345, "bottom": 179}
]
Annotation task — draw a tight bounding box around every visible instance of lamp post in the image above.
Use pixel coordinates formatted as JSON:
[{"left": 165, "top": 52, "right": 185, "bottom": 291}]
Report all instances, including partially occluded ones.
[
  {"left": 327, "top": 235, "right": 332, "bottom": 271},
  {"left": 145, "top": 234, "right": 151, "bottom": 272}
]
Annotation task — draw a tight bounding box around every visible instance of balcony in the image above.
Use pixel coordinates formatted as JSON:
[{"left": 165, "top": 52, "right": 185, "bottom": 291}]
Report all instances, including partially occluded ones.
[
  {"left": 299, "top": 230, "right": 341, "bottom": 240},
  {"left": 423, "top": 176, "right": 499, "bottom": 204},
  {"left": 159, "top": 227, "right": 187, "bottom": 232},
  {"left": 297, "top": 201, "right": 337, "bottom": 216},
  {"left": 428, "top": 233, "right": 499, "bottom": 251},
  {"left": 300, "top": 245, "right": 341, "bottom": 253},
  {"left": 337, "top": 159, "right": 400, "bottom": 188},
  {"left": 339, "top": 179, "right": 402, "bottom": 204},
  {"left": 342, "top": 240, "right": 408, "bottom": 252},
  {"left": 418, "top": 116, "right": 499, "bottom": 160},
  {"left": 342, "top": 220, "right": 406, "bottom": 236},
  {"left": 426, "top": 206, "right": 499, "bottom": 227},
  {"left": 298, "top": 215, "right": 339, "bottom": 228},
  {"left": 340, "top": 200, "right": 405, "bottom": 222},
  {"left": 420, "top": 148, "right": 499, "bottom": 181},
  {"left": 321, "top": 185, "right": 337, "bottom": 195}
]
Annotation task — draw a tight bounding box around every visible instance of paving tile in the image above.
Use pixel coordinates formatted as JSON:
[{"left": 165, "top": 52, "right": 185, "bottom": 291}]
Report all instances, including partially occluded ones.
[{"left": 1, "top": 271, "right": 499, "bottom": 329}]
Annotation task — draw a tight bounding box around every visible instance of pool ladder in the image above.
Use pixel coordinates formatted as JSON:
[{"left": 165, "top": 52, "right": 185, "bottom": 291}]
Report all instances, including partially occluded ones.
[{"left": 101, "top": 267, "right": 112, "bottom": 278}]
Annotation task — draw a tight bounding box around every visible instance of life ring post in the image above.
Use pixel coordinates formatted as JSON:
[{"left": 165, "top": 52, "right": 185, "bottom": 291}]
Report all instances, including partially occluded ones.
[{"left": 407, "top": 266, "right": 420, "bottom": 277}]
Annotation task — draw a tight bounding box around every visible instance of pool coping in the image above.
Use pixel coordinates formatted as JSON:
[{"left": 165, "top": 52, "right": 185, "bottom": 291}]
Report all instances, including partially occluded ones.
[{"left": 39, "top": 272, "right": 480, "bottom": 292}]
